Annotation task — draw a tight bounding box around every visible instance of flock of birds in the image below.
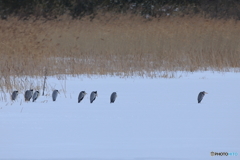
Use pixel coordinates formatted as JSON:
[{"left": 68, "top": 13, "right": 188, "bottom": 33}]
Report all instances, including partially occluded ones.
[
  {"left": 11, "top": 90, "right": 118, "bottom": 103},
  {"left": 10, "top": 90, "right": 208, "bottom": 104}
]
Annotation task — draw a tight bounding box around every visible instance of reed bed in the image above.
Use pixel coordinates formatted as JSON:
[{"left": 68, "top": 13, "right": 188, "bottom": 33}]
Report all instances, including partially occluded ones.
[{"left": 0, "top": 14, "right": 240, "bottom": 93}]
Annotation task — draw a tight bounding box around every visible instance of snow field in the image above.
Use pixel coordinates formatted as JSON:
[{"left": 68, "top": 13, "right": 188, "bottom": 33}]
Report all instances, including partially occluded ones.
[{"left": 0, "top": 72, "right": 240, "bottom": 160}]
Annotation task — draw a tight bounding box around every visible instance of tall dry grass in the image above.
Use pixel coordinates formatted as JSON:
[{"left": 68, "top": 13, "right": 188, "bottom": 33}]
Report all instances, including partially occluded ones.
[{"left": 0, "top": 14, "right": 240, "bottom": 93}]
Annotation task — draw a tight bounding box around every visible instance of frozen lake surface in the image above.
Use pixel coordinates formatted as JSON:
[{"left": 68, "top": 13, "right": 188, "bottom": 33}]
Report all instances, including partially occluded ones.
[{"left": 0, "top": 71, "right": 240, "bottom": 160}]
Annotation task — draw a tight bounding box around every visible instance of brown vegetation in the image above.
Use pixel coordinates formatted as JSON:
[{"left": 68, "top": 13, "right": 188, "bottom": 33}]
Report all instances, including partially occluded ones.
[
  {"left": 0, "top": 14, "right": 240, "bottom": 95},
  {"left": 1, "top": 16, "right": 240, "bottom": 93},
  {"left": 1, "top": 15, "right": 240, "bottom": 79}
]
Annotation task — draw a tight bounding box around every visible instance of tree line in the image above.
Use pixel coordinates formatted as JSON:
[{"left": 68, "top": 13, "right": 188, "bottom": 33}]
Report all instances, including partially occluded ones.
[{"left": 1, "top": 0, "right": 240, "bottom": 20}]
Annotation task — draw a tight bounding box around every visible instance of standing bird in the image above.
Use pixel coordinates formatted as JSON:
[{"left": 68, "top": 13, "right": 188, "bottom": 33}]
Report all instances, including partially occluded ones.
[
  {"left": 52, "top": 90, "right": 59, "bottom": 101},
  {"left": 78, "top": 91, "right": 87, "bottom": 103},
  {"left": 25, "top": 89, "right": 33, "bottom": 101},
  {"left": 32, "top": 91, "right": 39, "bottom": 102},
  {"left": 90, "top": 91, "right": 98, "bottom": 103},
  {"left": 110, "top": 92, "right": 117, "bottom": 103},
  {"left": 11, "top": 90, "right": 18, "bottom": 101},
  {"left": 198, "top": 91, "right": 208, "bottom": 103}
]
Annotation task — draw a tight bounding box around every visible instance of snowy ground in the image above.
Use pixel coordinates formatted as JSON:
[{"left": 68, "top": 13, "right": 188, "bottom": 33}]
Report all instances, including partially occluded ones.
[{"left": 0, "top": 71, "right": 240, "bottom": 160}]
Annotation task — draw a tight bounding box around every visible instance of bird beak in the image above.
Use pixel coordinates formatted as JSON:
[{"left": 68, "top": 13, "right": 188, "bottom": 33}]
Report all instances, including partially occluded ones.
[
  {"left": 96, "top": 93, "right": 98, "bottom": 97},
  {"left": 205, "top": 92, "right": 208, "bottom": 94}
]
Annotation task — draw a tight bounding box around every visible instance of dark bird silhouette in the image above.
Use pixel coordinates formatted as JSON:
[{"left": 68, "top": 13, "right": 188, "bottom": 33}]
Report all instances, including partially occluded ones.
[
  {"left": 90, "top": 91, "right": 98, "bottom": 103},
  {"left": 32, "top": 91, "right": 39, "bottom": 102},
  {"left": 110, "top": 92, "right": 117, "bottom": 103},
  {"left": 198, "top": 91, "right": 208, "bottom": 103},
  {"left": 25, "top": 89, "right": 33, "bottom": 101},
  {"left": 78, "top": 91, "right": 87, "bottom": 103},
  {"left": 11, "top": 91, "right": 18, "bottom": 101},
  {"left": 52, "top": 90, "right": 59, "bottom": 101}
]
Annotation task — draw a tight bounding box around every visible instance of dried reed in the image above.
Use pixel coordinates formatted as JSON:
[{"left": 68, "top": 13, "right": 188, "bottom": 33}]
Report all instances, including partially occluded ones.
[{"left": 0, "top": 14, "right": 240, "bottom": 93}]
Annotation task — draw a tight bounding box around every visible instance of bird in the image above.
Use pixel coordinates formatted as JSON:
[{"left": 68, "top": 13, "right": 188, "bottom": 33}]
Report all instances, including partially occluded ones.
[
  {"left": 90, "top": 91, "right": 98, "bottom": 103},
  {"left": 110, "top": 92, "right": 117, "bottom": 103},
  {"left": 198, "top": 91, "right": 208, "bottom": 103},
  {"left": 78, "top": 91, "right": 87, "bottom": 103},
  {"left": 11, "top": 90, "right": 18, "bottom": 101},
  {"left": 25, "top": 89, "right": 33, "bottom": 101},
  {"left": 52, "top": 90, "right": 59, "bottom": 101},
  {"left": 32, "top": 91, "right": 39, "bottom": 102}
]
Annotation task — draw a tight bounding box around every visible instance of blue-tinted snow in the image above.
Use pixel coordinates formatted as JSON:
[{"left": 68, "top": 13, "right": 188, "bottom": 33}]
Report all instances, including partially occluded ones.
[{"left": 0, "top": 71, "right": 239, "bottom": 160}]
